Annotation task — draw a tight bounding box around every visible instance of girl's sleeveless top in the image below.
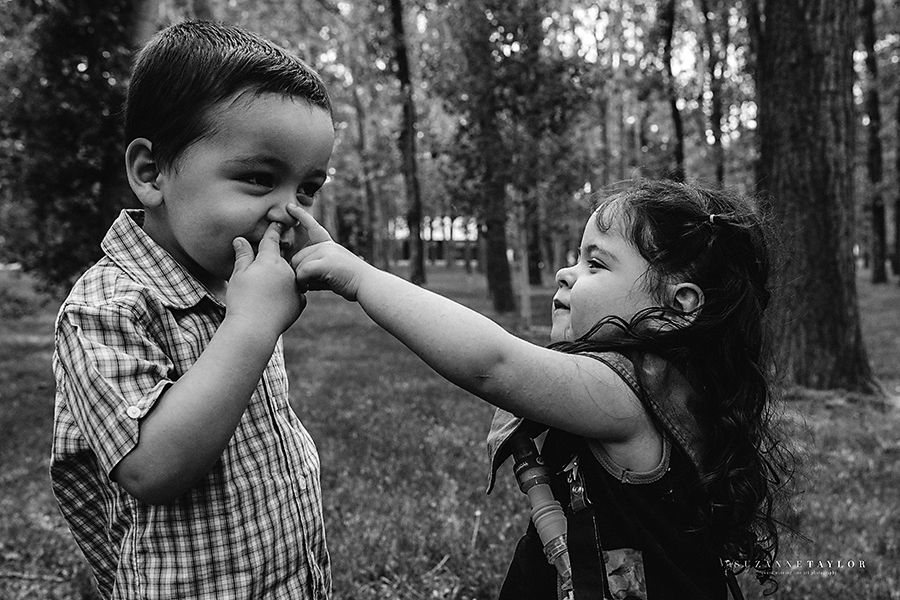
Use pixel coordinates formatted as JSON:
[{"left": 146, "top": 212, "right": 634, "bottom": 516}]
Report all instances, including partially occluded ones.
[{"left": 487, "top": 351, "right": 727, "bottom": 600}]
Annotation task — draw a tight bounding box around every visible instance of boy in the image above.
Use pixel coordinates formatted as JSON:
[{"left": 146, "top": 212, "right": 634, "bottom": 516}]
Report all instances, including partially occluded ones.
[{"left": 50, "top": 21, "right": 334, "bottom": 599}]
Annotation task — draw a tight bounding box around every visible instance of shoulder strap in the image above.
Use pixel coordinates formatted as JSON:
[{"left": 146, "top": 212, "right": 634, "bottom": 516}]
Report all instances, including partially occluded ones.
[
  {"left": 723, "top": 562, "right": 746, "bottom": 600},
  {"left": 565, "top": 455, "right": 611, "bottom": 600}
]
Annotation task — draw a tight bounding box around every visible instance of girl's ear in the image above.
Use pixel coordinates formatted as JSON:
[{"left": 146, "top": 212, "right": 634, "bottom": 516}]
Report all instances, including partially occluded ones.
[
  {"left": 125, "top": 138, "right": 164, "bottom": 209},
  {"left": 670, "top": 282, "right": 704, "bottom": 316}
]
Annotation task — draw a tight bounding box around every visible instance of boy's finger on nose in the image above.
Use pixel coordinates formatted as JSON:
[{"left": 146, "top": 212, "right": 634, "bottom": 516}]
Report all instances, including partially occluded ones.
[
  {"left": 286, "top": 204, "right": 332, "bottom": 244},
  {"left": 258, "top": 221, "right": 284, "bottom": 254}
]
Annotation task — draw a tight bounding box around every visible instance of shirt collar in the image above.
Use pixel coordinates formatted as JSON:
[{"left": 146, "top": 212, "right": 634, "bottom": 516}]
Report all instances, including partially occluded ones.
[{"left": 101, "top": 209, "right": 222, "bottom": 310}]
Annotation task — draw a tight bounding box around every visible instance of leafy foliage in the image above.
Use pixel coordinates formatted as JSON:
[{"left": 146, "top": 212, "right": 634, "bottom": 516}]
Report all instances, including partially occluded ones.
[
  {"left": 0, "top": 0, "right": 136, "bottom": 289},
  {"left": 0, "top": 0, "right": 897, "bottom": 387}
]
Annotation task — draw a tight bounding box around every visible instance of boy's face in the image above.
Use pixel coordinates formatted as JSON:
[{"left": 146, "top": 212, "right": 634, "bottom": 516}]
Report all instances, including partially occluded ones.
[{"left": 146, "top": 92, "right": 334, "bottom": 290}]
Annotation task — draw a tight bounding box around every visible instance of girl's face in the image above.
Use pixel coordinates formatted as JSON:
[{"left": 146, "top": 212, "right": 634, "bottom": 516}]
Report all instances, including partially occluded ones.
[{"left": 551, "top": 208, "right": 659, "bottom": 343}]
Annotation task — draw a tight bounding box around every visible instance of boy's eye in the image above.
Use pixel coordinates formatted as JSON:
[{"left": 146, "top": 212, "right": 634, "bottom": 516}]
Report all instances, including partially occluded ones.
[
  {"left": 297, "top": 183, "right": 322, "bottom": 201},
  {"left": 242, "top": 174, "right": 275, "bottom": 188}
]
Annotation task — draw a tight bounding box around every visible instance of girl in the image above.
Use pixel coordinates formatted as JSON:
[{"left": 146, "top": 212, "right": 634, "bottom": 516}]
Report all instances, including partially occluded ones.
[{"left": 288, "top": 180, "right": 790, "bottom": 599}]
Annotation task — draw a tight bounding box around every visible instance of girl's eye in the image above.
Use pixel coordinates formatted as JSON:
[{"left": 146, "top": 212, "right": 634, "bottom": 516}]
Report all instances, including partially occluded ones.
[{"left": 588, "top": 259, "right": 606, "bottom": 271}]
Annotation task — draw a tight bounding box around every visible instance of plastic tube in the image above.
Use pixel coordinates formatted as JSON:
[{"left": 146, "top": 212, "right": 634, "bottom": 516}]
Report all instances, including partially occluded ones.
[{"left": 509, "top": 432, "right": 573, "bottom": 592}]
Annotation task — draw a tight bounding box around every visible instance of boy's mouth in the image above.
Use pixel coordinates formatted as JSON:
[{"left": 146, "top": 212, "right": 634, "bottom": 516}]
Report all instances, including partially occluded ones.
[
  {"left": 553, "top": 298, "right": 569, "bottom": 311},
  {"left": 278, "top": 228, "right": 297, "bottom": 259}
]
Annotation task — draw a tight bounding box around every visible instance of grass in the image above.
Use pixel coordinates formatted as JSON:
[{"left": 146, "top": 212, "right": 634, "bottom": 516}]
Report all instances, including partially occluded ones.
[{"left": 1, "top": 264, "right": 899, "bottom": 599}]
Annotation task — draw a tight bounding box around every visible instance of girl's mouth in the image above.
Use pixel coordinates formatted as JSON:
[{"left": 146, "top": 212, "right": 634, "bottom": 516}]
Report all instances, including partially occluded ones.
[{"left": 553, "top": 299, "right": 569, "bottom": 311}]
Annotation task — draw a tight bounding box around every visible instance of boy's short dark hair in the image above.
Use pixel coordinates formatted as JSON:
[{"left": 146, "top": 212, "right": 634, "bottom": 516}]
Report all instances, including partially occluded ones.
[{"left": 125, "top": 20, "right": 332, "bottom": 171}]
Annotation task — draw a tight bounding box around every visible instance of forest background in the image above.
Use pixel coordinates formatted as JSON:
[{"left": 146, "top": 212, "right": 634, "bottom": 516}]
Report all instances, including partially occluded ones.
[
  {"left": 1, "top": 0, "right": 900, "bottom": 598},
  {"left": 2, "top": 0, "right": 900, "bottom": 390},
  {"left": 0, "top": 0, "right": 900, "bottom": 391}
]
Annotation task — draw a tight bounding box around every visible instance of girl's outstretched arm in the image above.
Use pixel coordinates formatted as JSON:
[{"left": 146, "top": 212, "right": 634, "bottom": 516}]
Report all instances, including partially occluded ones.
[{"left": 289, "top": 205, "right": 653, "bottom": 447}]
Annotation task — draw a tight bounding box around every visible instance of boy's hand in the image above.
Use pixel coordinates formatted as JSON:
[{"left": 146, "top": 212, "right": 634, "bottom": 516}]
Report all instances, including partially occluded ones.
[
  {"left": 227, "top": 221, "right": 305, "bottom": 337},
  {"left": 287, "top": 204, "right": 370, "bottom": 302}
]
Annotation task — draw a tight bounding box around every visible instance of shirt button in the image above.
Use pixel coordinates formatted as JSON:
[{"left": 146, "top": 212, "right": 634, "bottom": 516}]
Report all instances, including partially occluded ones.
[{"left": 126, "top": 406, "right": 142, "bottom": 419}]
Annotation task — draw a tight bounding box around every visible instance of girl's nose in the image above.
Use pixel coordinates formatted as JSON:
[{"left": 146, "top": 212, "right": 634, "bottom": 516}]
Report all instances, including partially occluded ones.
[{"left": 556, "top": 264, "right": 575, "bottom": 289}]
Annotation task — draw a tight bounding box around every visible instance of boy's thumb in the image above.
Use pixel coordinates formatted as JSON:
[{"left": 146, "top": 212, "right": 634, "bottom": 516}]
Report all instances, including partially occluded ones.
[{"left": 232, "top": 237, "right": 254, "bottom": 274}]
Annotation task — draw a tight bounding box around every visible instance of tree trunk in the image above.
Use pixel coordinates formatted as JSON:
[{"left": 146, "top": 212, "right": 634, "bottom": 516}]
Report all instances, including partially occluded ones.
[
  {"left": 444, "top": 215, "right": 454, "bottom": 270},
  {"left": 464, "top": 218, "right": 476, "bottom": 274},
  {"left": 860, "top": 0, "right": 886, "bottom": 283},
  {"left": 431, "top": 217, "right": 438, "bottom": 265},
  {"left": 746, "top": 0, "right": 765, "bottom": 188},
  {"left": 659, "top": 0, "right": 685, "bottom": 182},
  {"left": 588, "top": 17, "right": 610, "bottom": 187},
  {"left": 618, "top": 96, "right": 628, "bottom": 180},
  {"left": 526, "top": 197, "right": 543, "bottom": 286},
  {"left": 455, "top": 4, "right": 515, "bottom": 312},
  {"left": 351, "top": 83, "right": 385, "bottom": 269},
  {"left": 389, "top": 0, "right": 426, "bottom": 285},
  {"left": 481, "top": 138, "right": 516, "bottom": 312},
  {"left": 598, "top": 96, "right": 610, "bottom": 186},
  {"left": 746, "top": 0, "right": 762, "bottom": 81},
  {"left": 609, "top": 10, "right": 628, "bottom": 181},
  {"left": 512, "top": 191, "right": 532, "bottom": 329},
  {"left": 896, "top": 96, "right": 900, "bottom": 281},
  {"left": 700, "top": 0, "right": 725, "bottom": 185},
  {"left": 757, "top": 0, "right": 875, "bottom": 391}
]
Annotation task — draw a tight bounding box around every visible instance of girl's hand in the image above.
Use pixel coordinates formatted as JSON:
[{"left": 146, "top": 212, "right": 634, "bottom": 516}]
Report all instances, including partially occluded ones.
[{"left": 287, "top": 204, "right": 370, "bottom": 302}]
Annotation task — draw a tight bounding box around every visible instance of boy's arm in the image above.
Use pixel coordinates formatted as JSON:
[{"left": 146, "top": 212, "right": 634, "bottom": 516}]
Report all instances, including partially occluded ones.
[
  {"left": 289, "top": 207, "right": 649, "bottom": 444},
  {"left": 112, "top": 223, "right": 303, "bottom": 504}
]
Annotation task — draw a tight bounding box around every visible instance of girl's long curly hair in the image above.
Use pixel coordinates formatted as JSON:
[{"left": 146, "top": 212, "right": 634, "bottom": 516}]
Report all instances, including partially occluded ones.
[{"left": 551, "top": 179, "right": 792, "bottom": 588}]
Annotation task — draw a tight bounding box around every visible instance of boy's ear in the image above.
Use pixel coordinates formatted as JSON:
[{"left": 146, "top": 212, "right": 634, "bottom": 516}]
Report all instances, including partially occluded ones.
[
  {"left": 125, "top": 138, "right": 164, "bottom": 208},
  {"left": 670, "top": 282, "right": 704, "bottom": 316}
]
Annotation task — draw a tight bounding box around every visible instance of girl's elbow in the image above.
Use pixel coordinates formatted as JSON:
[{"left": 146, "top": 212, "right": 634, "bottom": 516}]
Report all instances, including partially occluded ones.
[{"left": 458, "top": 370, "right": 510, "bottom": 406}]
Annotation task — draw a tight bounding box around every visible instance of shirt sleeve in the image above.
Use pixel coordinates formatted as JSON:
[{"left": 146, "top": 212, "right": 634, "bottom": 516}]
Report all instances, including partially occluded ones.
[{"left": 55, "top": 300, "right": 174, "bottom": 476}]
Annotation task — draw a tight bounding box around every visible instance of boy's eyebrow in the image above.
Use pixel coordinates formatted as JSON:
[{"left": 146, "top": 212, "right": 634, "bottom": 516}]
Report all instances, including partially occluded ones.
[
  {"left": 226, "top": 155, "right": 285, "bottom": 168},
  {"left": 225, "top": 155, "right": 327, "bottom": 180}
]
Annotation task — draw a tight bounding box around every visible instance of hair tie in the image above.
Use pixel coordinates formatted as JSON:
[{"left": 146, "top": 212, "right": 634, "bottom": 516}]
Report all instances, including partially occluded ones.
[{"left": 708, "top": 213, "right": 718, "bottom": 225}]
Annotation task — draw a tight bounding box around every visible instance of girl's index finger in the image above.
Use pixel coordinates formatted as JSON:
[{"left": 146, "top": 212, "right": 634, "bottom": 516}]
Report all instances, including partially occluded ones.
[
  {"left": 257, "top": 221, "right": 284, "bottom": 255},
  {"left": 287, "top": 204, "right": 333, "bottom": 245}
]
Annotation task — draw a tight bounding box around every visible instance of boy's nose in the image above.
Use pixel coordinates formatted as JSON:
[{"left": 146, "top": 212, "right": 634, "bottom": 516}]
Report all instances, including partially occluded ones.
[
  {"left": 268, "top": 201, "right": 301, "bottom": 228},
  {"left": 267, "top": 200, "right": 304, "bottom": 255}
]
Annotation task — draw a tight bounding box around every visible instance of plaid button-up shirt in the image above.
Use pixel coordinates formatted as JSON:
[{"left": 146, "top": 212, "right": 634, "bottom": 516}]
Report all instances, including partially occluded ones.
[{"left": 51, "top": 210, "right": 330, "bottom": 599}]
